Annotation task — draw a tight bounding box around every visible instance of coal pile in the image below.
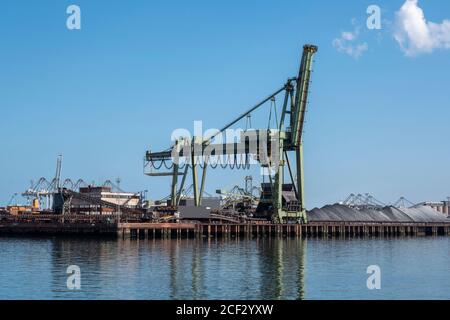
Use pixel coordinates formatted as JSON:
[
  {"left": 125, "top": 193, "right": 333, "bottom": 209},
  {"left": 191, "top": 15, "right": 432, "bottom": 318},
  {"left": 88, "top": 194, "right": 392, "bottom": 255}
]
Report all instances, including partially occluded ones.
[{"left": 307, "top": 204, "right": 449, "bottom": 223}]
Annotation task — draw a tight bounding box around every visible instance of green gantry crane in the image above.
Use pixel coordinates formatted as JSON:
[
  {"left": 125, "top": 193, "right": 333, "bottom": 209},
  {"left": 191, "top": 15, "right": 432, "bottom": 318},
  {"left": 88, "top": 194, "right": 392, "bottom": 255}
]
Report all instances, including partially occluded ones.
[{"left": 145, "top": 45, "right": 318, "bottom": 224}]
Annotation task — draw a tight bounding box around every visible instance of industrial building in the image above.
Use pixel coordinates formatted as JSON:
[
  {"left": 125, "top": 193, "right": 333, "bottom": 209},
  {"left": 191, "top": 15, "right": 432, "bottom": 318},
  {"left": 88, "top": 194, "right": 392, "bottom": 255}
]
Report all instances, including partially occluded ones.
[
  {"left": 420, "top": 200, "right": 450, "bottom": 216},
  {"left": 53, "top": 186, "right": 142, "bottom": 215},
  {"left": 78, "top": 186, "right": 141, "bottom": 207},
  {"left": 177, "top": 197, "right": 221, "bottom": 220}
]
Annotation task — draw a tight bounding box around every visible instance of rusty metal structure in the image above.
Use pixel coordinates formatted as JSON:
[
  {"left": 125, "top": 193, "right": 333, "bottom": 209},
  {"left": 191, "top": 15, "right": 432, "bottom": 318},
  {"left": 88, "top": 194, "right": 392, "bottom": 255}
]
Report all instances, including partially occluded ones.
[{"left": 145, "top": 45, "right": 318, "bottom": 223}]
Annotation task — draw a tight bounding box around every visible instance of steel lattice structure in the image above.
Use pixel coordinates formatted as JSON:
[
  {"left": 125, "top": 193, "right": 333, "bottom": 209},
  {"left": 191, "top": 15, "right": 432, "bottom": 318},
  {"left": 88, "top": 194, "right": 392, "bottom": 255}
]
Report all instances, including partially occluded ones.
[{"left": 145, "top": 45, "right": 318, "bottom": 223}]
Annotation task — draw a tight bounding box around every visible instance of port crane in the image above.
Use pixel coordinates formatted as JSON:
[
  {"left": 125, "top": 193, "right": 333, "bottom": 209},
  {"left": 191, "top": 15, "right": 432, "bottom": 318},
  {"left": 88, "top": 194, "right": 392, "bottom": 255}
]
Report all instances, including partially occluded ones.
[
  {"left": 145, "top": 45, "right": 318, "bottom": 223},
  {"left": 7, "top": 193, "right": 18, "bottom": 206},
  {"left": 22, "top": 155, "right": 64, "bottom": 209}
]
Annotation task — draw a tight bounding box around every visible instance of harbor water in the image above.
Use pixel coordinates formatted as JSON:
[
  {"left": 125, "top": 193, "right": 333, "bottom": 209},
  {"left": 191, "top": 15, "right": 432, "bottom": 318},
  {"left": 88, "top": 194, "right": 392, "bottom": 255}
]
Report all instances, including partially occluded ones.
[{"left": 0, "top": 236, "right": 448, "bottom": 300}]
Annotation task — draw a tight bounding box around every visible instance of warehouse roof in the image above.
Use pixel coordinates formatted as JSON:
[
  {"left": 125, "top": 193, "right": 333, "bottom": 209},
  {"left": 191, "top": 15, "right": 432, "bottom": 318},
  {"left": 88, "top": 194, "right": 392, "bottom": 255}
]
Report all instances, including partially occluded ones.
[{"left": 307, "top": 204, "right": 449, "bottom": 223}]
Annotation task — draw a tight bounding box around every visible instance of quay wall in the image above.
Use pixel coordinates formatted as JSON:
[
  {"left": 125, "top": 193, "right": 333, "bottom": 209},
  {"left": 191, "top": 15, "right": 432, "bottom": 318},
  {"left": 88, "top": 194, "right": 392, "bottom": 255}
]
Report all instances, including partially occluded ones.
[
  {"left": 1, "top": 216, "right": 449, "bottom": 238},
  {"left": 117, "top": 221, "right": 450, "bottom": 239}
]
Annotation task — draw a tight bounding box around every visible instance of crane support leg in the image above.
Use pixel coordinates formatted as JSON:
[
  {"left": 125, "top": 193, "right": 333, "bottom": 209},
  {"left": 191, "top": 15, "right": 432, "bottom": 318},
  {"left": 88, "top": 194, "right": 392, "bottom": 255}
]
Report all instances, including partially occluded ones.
[
  {"left": 199, "top": 163, "right": 207, "bottom": 206},
  {"left": 285, "top": 151, "right": 298, "bottom": 199},
  {"left": 296, "top": 144, "right": 307, "bottom": 223},
  {"left": 191, "top": 153, "right": 200, "bottom": 206},
  {"left": 171, "top": 163, "right": 179, "bottom": 205},
  {"left": 177, "top": 164, "right": 189, "bottom": 206},
  {"left": 273, "top": 139, "right": 285, "bottom": 223}
]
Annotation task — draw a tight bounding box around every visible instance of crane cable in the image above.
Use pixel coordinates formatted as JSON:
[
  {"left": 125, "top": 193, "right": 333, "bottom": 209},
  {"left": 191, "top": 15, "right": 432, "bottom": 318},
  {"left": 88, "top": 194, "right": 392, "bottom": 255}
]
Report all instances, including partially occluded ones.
[{"left": 268, "top": 97, "right": 279, "bottom": 130}]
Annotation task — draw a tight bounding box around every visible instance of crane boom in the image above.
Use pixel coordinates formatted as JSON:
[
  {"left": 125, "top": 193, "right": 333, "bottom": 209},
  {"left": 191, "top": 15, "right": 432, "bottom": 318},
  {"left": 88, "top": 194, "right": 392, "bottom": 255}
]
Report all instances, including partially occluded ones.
[{"left": 291, "top": 45, "right": 317, "bottom": 147}]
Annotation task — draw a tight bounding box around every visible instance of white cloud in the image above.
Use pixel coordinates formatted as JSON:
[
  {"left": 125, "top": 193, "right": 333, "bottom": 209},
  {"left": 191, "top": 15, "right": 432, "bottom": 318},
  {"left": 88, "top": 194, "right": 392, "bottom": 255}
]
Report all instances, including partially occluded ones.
[
  {"left": 342, "top": 32, "right": 356, "bottom": 41},
  {"left": 394, "top": 0, "right": 450, "bottom": 56},
  {"left": 333, "top": 28, "right": 368, "bottom": 59}
]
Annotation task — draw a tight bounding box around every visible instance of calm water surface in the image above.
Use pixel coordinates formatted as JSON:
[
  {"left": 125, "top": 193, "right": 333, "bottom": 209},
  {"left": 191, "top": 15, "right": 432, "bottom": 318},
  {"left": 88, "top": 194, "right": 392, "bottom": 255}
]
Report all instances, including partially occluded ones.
[{"left": 0, "top": 236, "right": 448, "bottom": 300}]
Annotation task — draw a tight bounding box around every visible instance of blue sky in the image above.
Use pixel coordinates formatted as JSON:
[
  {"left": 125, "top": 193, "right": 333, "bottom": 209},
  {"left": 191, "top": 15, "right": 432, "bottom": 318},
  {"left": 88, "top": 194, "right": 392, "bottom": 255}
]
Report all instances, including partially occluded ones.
[{"left": 1, "top": 0, "right": 449, "bottom": 208}]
